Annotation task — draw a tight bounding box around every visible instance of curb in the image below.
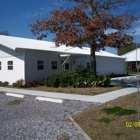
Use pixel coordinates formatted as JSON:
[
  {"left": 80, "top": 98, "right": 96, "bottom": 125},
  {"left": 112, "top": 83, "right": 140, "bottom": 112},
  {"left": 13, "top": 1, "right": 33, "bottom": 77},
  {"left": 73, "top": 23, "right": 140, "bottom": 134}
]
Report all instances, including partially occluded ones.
[
  {"left": 6, "top": 93, "right": 24, "bottom": 98},
  {"left": 69, "top": 116, "right": 92, "bottom": 140}
]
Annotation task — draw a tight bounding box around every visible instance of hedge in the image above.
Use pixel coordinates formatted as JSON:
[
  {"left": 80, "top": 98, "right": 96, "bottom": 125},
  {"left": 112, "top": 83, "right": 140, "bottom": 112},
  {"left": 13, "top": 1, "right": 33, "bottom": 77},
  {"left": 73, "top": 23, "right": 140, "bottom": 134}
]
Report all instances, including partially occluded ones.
[{"left": 44, "top": 66, "right": 110, "bottom": 88}]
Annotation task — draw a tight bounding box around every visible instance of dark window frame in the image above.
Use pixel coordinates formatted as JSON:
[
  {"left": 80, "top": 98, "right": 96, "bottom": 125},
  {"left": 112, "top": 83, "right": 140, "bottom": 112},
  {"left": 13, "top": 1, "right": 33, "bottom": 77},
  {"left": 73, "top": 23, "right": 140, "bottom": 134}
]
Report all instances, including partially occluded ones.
[
  {"left": 51, "top": 61, "right": 57, "bottom": 70},
  {"left": 37, "top": 60, "right": 44, "bottom": 70},
  {"left": 7, "top": 61, "right": 13, "bottom": 70}
]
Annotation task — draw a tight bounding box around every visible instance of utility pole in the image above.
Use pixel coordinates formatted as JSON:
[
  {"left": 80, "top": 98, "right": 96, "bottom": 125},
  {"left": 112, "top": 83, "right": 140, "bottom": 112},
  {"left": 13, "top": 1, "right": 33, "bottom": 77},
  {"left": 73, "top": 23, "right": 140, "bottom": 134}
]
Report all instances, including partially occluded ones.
[{"left": 136, "top": 42, "right": 140, "bottom": 122}]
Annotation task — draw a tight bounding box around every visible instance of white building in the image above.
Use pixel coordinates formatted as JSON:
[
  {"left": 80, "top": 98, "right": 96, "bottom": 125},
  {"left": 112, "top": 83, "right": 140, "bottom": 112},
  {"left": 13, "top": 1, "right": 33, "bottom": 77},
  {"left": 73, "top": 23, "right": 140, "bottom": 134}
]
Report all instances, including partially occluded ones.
[
  {"left": 121, "top": 48, "right": 140, "bottom": 71},
  {"left": 0, "top": 35, "right": 125, "bottom": 84}
]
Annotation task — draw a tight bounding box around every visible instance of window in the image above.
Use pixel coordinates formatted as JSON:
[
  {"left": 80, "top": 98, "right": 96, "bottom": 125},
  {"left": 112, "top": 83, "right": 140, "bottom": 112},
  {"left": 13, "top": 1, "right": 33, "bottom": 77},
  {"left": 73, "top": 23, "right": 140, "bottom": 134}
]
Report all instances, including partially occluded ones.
[
  {"left": 37, "top": 60, "right": 44, "bottom": 70},
  {"left": 0, "top": 61, "right": 1, "bottom": 70},
  {"left": 87, "top": 62, "right": 90, "bottom": 68},
  {"left": 51, "top": 61, "right": 57, "bottom": 70},
  {"left": 65, "top": 63, "right": 70, "bottom": 70},
  {"left": 7, "top": 61, "right": 13, "bottom": 70}
]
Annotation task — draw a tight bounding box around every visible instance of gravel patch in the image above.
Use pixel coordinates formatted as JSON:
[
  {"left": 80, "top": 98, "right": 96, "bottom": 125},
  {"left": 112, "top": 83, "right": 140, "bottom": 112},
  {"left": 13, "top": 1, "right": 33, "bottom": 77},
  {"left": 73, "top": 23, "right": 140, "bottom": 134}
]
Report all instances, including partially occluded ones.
[{"left": 0, "top": 92, "right": 101, "bottom": 140}]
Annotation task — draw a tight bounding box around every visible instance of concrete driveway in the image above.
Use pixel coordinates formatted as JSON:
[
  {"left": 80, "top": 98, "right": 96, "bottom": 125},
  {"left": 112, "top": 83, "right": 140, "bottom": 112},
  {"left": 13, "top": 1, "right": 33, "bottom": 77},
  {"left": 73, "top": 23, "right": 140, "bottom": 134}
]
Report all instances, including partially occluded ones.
[{"left": 111, "top": 76, "right": 140, "bottom": 87}]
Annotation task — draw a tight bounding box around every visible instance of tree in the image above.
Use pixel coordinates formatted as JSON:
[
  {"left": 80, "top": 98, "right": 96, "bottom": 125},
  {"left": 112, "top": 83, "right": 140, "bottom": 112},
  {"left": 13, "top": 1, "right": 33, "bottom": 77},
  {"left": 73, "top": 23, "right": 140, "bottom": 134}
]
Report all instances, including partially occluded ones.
[
  {"left": 0, "top": 30, "right": 10, "bottom": 36},
  {"left": 118, "top": 43, "right": 140, "bottom": 55},
  {"left": 30, "top": 0, "right": 139, "bottom": 76}
]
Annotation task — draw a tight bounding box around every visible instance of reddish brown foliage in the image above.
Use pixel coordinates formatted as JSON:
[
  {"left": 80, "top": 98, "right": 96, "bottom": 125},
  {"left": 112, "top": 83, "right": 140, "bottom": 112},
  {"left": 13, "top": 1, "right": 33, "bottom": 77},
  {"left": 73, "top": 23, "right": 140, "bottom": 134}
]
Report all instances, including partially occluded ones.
[
  {"left": 31, "top": 6, "right": 134, "bottom": 48},
  {"left": 30, "top": 0, "right": 139, "bottom": 75}
]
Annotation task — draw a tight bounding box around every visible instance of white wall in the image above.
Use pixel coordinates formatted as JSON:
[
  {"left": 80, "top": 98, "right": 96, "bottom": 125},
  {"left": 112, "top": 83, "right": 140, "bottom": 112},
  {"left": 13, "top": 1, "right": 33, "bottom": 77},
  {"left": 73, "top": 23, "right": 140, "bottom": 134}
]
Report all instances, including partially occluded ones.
[
  {"left": 0, "top": 45, "right": 25, "bottom": 84},
  {"left": 76, "top": 55, "right": 125, "bottom": 75},
  {"left": 96, "top": 56, "right": 125, "bottom": 75},
  {"left": 24, "top": 50, "right": 75, "bottom": 83}
]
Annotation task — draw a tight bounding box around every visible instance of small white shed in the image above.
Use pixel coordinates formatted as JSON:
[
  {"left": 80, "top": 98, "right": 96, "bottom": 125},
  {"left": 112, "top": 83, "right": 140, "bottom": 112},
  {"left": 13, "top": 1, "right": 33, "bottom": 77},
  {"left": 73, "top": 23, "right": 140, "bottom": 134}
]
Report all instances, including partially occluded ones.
[
  {"left": 0, "top": 35, "right": 125, "bottom": 84},
  {"left": 121, "top": 48, "right": 140, "bottom": 71}
]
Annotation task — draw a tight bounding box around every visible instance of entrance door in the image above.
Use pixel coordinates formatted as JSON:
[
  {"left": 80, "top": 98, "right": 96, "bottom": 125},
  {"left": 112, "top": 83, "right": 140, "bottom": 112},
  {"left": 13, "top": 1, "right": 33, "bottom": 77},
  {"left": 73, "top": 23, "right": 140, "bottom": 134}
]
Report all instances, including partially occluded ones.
[{"left": 64, "top": 62, "right": 70, "bottom": 71}]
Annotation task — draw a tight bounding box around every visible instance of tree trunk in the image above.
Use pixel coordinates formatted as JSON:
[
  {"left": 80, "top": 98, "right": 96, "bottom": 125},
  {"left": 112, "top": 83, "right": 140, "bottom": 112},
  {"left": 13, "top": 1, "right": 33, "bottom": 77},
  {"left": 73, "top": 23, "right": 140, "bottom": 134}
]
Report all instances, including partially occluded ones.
[{"left": 90, "top": 45, "right": 97, "bottom": 76}]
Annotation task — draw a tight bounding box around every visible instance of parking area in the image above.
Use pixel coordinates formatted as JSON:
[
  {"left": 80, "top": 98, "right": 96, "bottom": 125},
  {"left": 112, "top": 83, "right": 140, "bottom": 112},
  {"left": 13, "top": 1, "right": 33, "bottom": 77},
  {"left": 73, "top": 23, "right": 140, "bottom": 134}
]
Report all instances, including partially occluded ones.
[
  {"left": 111, "top": 76, "right": 140, "bottom": 87},
  {"left": 0, "top": 92, "right": 101, "bottom": 140}
]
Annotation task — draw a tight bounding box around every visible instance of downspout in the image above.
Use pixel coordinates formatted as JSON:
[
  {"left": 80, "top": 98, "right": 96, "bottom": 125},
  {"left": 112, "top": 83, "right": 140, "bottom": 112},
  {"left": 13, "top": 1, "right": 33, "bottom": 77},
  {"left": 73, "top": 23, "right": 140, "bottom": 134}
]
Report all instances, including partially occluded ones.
[{"left": 24, "top": 49, "right": 26, "bottom": 84}]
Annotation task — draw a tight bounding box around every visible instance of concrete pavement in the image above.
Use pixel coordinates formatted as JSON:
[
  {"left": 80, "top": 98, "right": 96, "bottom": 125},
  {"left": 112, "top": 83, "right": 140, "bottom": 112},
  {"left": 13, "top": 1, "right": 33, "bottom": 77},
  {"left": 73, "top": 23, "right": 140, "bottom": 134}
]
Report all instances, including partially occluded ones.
[
  {"left": 111, "top": 75, "right": 140, "bottom": 87},
  {"left": 111, "top": 75, "right": 138, "bottom": 80},
  {"left": 0, "top": 87, "right": 138, "bottom": 103}
]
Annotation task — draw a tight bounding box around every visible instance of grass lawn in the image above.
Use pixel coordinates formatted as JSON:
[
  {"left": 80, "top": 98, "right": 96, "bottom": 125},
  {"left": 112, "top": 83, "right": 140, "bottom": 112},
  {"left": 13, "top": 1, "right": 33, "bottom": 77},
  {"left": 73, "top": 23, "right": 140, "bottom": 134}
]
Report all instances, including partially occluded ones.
[
  {"left": 128, "top": 71, "right": 139, "bottom": 76},
  {"left": 25, "top": 85, "right": 126, "bottom": 95},
  {"left": 73, "top": 92, "right": 140, "bottom": 140}
]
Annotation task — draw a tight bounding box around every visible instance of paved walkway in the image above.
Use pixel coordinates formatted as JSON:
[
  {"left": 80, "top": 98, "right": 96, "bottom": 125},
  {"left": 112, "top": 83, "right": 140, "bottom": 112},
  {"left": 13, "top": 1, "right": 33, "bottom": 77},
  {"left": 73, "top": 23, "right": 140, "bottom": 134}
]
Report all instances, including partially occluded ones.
[
  {"left": 111, "top": 75, "right": 138, "bottom": 80},
  {"left": 0, "top": 87, "right": 138, "bottom": 103}
]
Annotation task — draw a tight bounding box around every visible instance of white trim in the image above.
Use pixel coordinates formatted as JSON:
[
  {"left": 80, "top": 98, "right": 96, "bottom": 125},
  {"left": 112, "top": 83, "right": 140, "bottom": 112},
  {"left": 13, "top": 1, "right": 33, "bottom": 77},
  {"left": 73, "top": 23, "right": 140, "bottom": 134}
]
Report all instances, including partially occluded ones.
[{"left": 60, "top": 54, "right": 71, "bottom": 57}]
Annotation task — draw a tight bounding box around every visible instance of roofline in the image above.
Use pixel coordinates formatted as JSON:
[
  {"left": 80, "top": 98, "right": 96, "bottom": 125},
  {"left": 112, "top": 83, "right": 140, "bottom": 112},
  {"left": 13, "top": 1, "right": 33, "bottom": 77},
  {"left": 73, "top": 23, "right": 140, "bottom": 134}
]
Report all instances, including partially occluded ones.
[
  {"left": 16, "top": 47, "right": 124, "bottom": 59},
  {"left": 121, "top": 47, "right": 140, "bottom": 56},
  {"left": 0, "top": 43, "right": 15, "bottom": 51},
  {"left": 15, "top": 47, "right": 89, "bottom": 56},
  {"left": 96, "top": 54, "right": 125, "bottom": 59}
]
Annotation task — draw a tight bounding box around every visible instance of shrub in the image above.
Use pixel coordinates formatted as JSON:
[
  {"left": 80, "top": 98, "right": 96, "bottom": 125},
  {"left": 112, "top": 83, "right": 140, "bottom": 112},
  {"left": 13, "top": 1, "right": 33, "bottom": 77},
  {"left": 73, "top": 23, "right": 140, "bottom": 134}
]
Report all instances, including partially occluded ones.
[
  {"left": 12, "top": 79, "right": 25, "bottom": 88},
  {"left": 44, "top": 66, "right": 110, "bottom": 88},
  {"left": 0, "top": 81, "right": 3, "bottom": 86},
  {"left": 27, "top": 80, "right": 35, "bottom": 87},
  {"left": 34, "top": 79, "right": 42, "bottom": 85},
  {"left": 59, "top": 71, "right": 75, "bottom": 87},
  {"left": 44, "top": 73, "right": 61, "bottom": 87},
  {"left": 2, "top": 81, "right": 9, "bottom": 86}
]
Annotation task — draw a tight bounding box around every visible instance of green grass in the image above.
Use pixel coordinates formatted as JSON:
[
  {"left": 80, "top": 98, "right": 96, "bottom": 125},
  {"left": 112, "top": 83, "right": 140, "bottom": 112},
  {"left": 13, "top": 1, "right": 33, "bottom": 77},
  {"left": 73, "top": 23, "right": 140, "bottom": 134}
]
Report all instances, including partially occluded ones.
[
  {"left": 102, "top": 106, "right": 137, "bottom": 116},
  {"left": 98, "top": 117, "right": 113, "bottom": 124},
  {"left": 128, "top": 71, "right": 138, "bottom": 76},
  {"left": 115, "top": 132, "right": 122, "bottom": 137},
  {"left": 90, "top": 91, "right": 98, "bottom": 95},
  {"left": 73, "top": 92, "right": 139, "bottom": 140},
  {"left": 8, "top": 99, "right": 23, "bottom": 105}
]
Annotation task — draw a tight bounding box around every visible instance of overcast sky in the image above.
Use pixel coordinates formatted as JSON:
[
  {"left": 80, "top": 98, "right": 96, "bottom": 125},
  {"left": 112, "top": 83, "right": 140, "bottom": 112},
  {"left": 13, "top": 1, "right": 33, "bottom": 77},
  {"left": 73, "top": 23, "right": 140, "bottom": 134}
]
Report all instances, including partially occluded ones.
[{"left": 0, "top": 0, "right": 140, "bottom": 54}]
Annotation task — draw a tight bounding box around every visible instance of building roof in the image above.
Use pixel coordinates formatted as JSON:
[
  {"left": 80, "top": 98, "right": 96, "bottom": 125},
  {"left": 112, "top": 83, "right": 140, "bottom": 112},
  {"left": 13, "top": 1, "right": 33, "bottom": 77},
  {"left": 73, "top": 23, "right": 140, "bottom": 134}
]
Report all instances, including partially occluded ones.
[
  {"left": 121, "top": 47, "right": 140, "bottom": 61},
  {"left": 0, "top": 35, "right": 123, "bottom": 59}
]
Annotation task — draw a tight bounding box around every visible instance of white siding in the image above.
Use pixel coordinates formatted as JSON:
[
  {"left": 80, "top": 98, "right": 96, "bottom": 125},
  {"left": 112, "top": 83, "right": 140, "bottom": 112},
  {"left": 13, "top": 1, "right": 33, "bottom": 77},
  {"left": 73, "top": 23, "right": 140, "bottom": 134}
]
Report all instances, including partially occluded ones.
[
  {"left": 76, "top": 56, "right": 125, "bottom": 75},
  {"left": 0, "top": 45, "right": 25, "bottom": 84},
  {"left": 96, "top": 56, "right": 125, "bottom": 75},
  {"left": 24, "top": 50, "right": 75, "bottom": 83}
]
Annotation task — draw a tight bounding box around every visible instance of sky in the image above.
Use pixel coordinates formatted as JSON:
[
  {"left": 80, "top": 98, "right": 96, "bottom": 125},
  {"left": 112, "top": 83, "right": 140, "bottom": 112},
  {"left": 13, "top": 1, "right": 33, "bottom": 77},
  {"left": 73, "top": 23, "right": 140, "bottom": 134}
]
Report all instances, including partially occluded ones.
[{"left": 0, "top": 0, "right": 140, "bottom": 54}]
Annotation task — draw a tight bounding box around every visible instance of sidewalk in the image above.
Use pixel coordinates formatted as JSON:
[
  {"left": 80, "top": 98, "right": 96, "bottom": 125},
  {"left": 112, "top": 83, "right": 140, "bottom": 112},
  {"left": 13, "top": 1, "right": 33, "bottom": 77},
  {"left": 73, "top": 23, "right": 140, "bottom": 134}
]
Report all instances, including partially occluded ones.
[
  {"left": 0, "top": 87, "right": 138, "bottom": 103},
  {"left": 111, "top": 75, "right": 138, "bottom": 80}
]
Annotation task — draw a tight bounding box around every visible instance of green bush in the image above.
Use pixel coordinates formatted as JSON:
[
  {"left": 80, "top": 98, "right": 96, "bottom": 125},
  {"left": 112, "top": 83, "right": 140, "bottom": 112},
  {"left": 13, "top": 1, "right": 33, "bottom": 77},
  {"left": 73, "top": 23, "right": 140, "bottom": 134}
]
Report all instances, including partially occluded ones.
[
  {"left": 12, "top": 79, "right": 25, "bottom": 88},
  {"left": 2, "top": 81, "right": 9, "bottom": 86},
  {"left": 44, "top": 73, "right": 61, "bottom": 87},
  {"left": 0, "top": 81, "right": 3, "bottom": 86},
  {"left": 44, "top": 66, "right": 110, "bottom": 88},
  {"left": 59, "top": 71, "right": 74, "bottom": 87}
]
